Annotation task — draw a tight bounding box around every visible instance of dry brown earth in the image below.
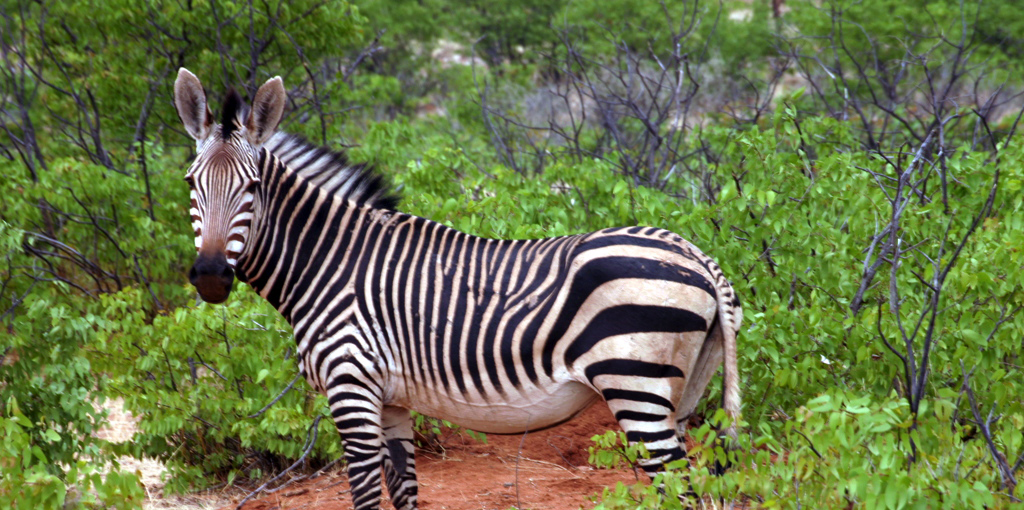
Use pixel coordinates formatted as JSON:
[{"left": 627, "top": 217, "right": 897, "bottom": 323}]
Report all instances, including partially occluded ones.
[
  {"left": 99, "top": 399, "right": 646, "bottom": 510},
  {"left": 218, "top": 404, "right": 641, "bottom": 510}
]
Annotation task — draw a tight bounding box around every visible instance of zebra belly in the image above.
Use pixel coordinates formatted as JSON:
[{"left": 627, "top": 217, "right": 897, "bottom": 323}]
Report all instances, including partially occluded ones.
[{"left": 401, "top": 381, "right": 599, "bottom": 434}]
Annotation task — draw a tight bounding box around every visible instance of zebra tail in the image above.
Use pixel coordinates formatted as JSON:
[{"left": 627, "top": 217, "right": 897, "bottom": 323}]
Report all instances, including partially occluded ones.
[{"left": 712, "top": 262, "right": 742, "bottom": 443}]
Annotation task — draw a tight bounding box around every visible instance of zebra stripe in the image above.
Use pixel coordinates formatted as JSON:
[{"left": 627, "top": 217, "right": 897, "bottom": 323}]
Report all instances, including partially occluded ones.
[{"left": 174, "top": 70, "right": 742, "bottom": 510}]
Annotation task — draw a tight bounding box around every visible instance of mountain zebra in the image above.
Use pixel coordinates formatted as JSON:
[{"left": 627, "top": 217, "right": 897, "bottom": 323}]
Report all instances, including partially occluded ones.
[{"left": 173, "top": 68, "right": 742, "bottom": 510}]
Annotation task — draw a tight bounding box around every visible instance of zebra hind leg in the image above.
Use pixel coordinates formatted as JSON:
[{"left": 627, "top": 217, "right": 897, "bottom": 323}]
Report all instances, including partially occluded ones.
[
  {"left": 599, "top": 383, "right": 688, "bottom": 479},
  {"left": 676, "top": 321, "right": 732, "bottom": 476},
  {"left": 597, "top": 377, "right": 698, "bottom": 505},
  {"left": 381, "top": 406, "right": 418, "bottom": 510}
]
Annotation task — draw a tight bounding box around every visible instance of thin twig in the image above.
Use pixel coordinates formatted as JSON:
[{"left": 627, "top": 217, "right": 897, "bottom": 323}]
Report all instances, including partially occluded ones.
[
  {"left": 248, "top": 373, "right": 302, "bottom": 418},
  {"left": 961, "top": 362, "right": 1018, "bottom": 494},
  {"left": 235, "top": 415, "right": 324, "bottom": 509}
]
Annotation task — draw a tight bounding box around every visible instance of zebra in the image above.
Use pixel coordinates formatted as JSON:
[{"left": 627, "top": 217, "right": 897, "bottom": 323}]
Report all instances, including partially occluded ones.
[{"left": 173, "top": 68, "right": 742, "bottom": 510}]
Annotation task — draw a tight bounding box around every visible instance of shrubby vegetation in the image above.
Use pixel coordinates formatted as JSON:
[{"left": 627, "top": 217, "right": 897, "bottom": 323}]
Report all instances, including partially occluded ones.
[{"left": 2, "top": 0, "right": 1022, "bottom": 508}]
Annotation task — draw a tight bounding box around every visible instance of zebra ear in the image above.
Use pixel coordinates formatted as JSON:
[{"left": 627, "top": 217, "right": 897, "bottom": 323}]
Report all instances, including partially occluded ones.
[
  {"left": 174, "top": 68, "right": 214, "bottom": 141},
  {"left": 245, "top": 76, "right": 286, "bottom": 146}
]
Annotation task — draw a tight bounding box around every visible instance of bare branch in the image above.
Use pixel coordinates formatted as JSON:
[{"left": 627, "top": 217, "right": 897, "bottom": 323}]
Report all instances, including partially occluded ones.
[{"left": 961, "top": 363, "right": 1018, "bottom": 494}]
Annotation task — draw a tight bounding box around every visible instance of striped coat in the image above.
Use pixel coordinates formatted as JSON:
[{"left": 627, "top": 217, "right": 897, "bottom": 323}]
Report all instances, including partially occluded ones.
[{"left": 174, "top": 68, "right": 741, "bottom": 510}]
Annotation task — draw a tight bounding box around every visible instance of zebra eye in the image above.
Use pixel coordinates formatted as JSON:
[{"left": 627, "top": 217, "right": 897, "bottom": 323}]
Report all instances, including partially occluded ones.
[{"left": 184, "top": 176, "right": 196, "bottom": 190}]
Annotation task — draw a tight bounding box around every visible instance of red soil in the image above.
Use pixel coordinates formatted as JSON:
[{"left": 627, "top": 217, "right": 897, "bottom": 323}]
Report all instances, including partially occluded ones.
[{"left": 222, "top": 403, "right": 644, "bottom": 510}]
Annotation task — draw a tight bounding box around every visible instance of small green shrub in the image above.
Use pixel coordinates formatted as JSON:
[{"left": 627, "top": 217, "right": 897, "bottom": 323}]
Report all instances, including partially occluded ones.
[{"left": 88, "top": 285, "right": 342, "bottom": 494}]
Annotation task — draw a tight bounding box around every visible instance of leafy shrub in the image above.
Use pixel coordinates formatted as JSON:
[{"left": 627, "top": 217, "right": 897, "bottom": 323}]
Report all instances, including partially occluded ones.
[
  {"left": 2, "top": 0, "right": 1022, "bottom": 506},
  {"left": 87, "top": 285, "right": 343, "bottom": 493},
  {"left": 393, "top": 107, "right": 1023, "bottom": 507},
  {"left": 1, "top": 396, "right": 144, "bottom": 510}
]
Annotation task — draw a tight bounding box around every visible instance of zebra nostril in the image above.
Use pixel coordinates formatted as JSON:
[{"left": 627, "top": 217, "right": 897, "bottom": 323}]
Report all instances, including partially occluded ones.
[{"left": 189, "top": 254, "right": 233, "bottom": 303}]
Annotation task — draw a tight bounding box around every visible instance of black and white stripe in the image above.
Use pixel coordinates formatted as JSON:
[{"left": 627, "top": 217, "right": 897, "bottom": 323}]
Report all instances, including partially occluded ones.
[{"left": 175, "top": 70, "right": 742, "bottom": 510}]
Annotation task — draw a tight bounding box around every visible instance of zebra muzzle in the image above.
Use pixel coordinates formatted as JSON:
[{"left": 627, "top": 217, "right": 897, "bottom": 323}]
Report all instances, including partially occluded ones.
[{"left": 189, "top": 253, "right": 235, "bottom": 304}]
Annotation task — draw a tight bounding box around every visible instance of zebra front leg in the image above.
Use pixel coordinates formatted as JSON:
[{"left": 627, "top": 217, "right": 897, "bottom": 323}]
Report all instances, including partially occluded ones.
[
  {"left": 323, "top": 345, "right": 389, "bottom": 510},
  {"left": 330, "top": 389, "right": 386, "bottom": 510},
  {"left": 381, "top": 406, "right": 417, "bottom": 510}
]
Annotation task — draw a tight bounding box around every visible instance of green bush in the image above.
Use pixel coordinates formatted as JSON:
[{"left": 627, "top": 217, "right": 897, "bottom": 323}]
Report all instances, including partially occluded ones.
[
  {"left": 1, "top": 396, "right": 143, "bottom": 510},
  {"left": 0, "top": 169, "right": 149, "bottom": 509},
  {"left": 2, "top": 0, "right": 1022, "bottom": 507},
  {"left": 88, "top": 286, "right": 342, "bottom": 493},
  {"left": 393, "top": 110, "right": 1023, "bottom": 507}
]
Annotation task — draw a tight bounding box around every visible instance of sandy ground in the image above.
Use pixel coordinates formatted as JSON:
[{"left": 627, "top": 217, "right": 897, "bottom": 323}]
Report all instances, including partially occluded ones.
[{"left": 96, "top": 398, "right": 236, "bottom": 510}]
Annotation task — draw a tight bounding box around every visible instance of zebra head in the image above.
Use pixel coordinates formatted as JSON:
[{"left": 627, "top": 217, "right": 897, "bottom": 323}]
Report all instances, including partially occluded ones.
[{"left": 173, "top": 68, "right": 286, "bottom": 303}]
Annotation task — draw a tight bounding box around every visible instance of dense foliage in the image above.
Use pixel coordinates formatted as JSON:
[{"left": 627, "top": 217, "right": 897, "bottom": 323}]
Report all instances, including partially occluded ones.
[{"left": 1, "top": 0, "right": 1022, "bottom": 508}]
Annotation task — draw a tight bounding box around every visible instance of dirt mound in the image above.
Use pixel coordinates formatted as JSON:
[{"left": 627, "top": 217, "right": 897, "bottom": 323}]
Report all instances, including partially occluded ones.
[{"left": 222, "top": 404, "right": 641, "bottom": 510}]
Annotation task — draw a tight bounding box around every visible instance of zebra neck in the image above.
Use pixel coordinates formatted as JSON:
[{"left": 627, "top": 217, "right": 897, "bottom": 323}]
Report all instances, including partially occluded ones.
[{"left": 236, "top": 160, "right": 363, "bottom": 318}]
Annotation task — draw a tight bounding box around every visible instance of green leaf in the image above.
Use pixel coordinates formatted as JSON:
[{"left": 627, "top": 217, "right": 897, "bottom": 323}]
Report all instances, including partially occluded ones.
[{"left": 44, "top": 429, "right": 61, "bottom": 443}]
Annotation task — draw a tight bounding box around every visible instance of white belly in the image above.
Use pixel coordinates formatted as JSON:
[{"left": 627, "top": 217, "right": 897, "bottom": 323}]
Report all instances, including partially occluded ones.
[{"left": 400, "top": 380, "right": 599, "bottom": 434}]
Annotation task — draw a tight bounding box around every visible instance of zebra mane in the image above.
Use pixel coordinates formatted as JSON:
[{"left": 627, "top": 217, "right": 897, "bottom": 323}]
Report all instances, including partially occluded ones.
[
  {"left": 262, "top": 132, "right": 399, "bottom": 210},
  {"left": 220, "top": 88, "right": 246, "bottom": 139}
]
